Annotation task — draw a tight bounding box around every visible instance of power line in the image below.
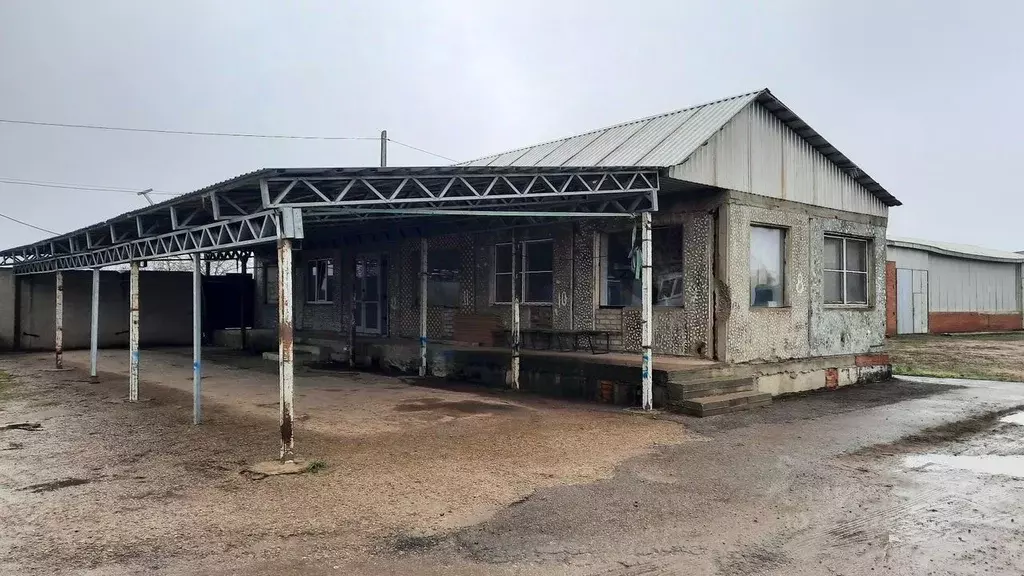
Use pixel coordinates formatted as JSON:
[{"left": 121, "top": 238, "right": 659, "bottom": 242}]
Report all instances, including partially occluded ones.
[
  {"left": 0, "top": 117, "right": 459, "bottom": 162},
  {"left": 0, "top": 117, "right": 381, "bottom": 142},
  {"left": 387, "top": 138, "right": 458, "bottom": 163},
  {"left": 0, "top": 177, "right": 179, "bottom": 196},
  {"left": 0, "top": 211, "right": 58, "bottom": 235}
]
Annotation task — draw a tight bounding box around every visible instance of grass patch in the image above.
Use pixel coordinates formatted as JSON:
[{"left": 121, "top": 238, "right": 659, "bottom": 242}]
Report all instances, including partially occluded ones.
[{"left": 305, "top": 459, "right": 328, "bottom": 474}]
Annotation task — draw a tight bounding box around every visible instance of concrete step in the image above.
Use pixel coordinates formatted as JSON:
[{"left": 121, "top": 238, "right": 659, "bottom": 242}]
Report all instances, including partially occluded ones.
[
  {"left": 678, "top": 391, "right": 772, "bottom": 417},
  {"left": 261, "top": 350, "right": 318, "bottom": 365},
  {"left": 292, "top": 344, "right": 325, "bottom": 358},
  {"left": 668, "top": 377, "right": 756, "bottom": 400}
]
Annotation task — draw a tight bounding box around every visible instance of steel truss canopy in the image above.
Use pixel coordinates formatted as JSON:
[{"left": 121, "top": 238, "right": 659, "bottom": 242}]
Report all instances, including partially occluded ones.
[{"left": 1, "top": 166, "right": 661, "bottom": 274}]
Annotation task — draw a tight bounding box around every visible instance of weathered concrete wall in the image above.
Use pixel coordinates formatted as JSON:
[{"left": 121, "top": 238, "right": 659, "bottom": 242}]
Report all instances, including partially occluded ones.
[
  {"left": 721, "top": 192, "right": 887, "bottom": 363},
  {"left": 807, "top": 216, "right": 887, "bottom": 356},
  {"left": 15, "top": 270, "right": 192, "bottom": 350},
  {"left": 0, "top": 268, "right": 14, "bottom": 350}
]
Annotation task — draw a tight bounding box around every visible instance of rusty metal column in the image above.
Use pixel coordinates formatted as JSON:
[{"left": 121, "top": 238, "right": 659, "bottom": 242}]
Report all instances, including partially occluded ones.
[
  {"left": 277, "top": 238, "right": 295, "bottom": 461},
  {"left": 129, "top": 261, "right": 140, "bottom": 402},
  {"left": 192, "top": 253, "right": 202, "bottom": 425},
  {"left": 640, "top": 212, "right": 653, "bottom": 410},
  {"left": 54, "top": 271, "right": 63, "bottom": 369},
  {"left": 419, "top": 238, "right": 428, "bottom": 377},
  {"left": 89, "top": 269, "right": 100, "bottom": 381}
]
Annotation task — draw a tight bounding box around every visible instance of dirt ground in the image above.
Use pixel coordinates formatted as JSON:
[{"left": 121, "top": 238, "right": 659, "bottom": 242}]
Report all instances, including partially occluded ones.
[
  {"left": 2, "top": 349, "right": 1024, "bottom": 575},
  {"left": 888, "top": 332, "right": 1024, "bottom": 382}
]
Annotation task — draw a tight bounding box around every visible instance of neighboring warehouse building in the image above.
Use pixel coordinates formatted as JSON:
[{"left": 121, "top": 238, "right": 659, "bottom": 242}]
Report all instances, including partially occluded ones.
[{"left": 886, "top": 237, "right": 1024, "bottom": 335}]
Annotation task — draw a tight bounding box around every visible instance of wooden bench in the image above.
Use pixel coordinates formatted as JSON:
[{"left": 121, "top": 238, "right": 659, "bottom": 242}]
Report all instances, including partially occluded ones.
[{"left": 500, "top": 328, "right": 616, "bottom": 354}]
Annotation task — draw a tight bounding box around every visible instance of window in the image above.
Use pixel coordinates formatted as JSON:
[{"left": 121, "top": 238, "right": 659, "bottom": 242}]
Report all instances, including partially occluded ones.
[
  {"left": 492, "top": 240, "right": 554, "bottom": 304},
  {"left": 413, "top": 248, "right": 462, "bottom": 308},
  {"left": 601, "top": 227, "right": 684, "bottom": 306},
  {"left": 264, "top": 263, "right": 278, "bottom": 304},
  {"left": 306, "top": 259, "right": 334, "bottom": 303},
  {"left": 750, "top": 226, "right": 785, "bottom": 307},
  {"left": 824, "top": 236, "right": 869, "bottom": 305}
]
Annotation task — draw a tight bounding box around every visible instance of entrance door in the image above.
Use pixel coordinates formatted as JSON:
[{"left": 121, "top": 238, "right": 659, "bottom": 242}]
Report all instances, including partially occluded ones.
[
  {"left": 355, "top": 253, "right": 385, "bottom": 335},
  {"left": 896, "top": 268, "right": 928, "bottom": 334}
]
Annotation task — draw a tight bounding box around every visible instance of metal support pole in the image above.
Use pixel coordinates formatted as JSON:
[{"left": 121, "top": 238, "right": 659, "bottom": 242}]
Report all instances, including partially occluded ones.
[
  {"left": 640, "top": 212, "right": 653, "bottom": 410},
  {"left": 419, "top": 237, "right": 428, "bottom": 377},
  {"left": 129, "top": 261, "right": 140, "bottom": 402},
  {"left": 54, "top": 271, "right": 63, "bottom": 369},
  {"left": 380, "top": 129, "right": 387, "bottom": 167},
  {"left": 239, "top": 256, "right": 249, "bottom": 350},
  {"left": 509, "top": 236, "right": 520, "bottom": 390},
  {"left": 192, "top": 253, "right": 202, "bottom": 425},
  {"left": 89, "top": 269, "right": 99, "bottom": 381},
  {"left": 277, "top": 238, "right": 295, "bottom": 461}
]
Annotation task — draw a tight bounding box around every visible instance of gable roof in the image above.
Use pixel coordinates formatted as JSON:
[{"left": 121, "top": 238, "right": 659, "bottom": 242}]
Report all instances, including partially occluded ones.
[
  {"left": 887, "top": 237, "right": 1024, "bottom": 263},
  {"left": 460, "top": 89, "right": 899, "bottom": 207}
]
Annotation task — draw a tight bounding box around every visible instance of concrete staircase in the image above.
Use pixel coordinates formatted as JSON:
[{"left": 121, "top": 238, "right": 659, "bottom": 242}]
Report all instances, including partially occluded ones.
[{"left": 666, "top": 376, "right": 771, "bottom": 417}]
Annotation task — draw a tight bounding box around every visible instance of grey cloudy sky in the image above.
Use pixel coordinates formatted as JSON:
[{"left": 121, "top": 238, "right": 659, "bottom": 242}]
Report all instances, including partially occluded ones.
[{"left": 1, "top": 0, "right": 1021, "bottom": 250}]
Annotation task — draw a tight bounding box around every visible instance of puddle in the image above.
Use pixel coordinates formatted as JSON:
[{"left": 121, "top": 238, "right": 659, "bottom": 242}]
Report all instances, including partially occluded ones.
[
  {"left": 19, "top": 478, "right": 91, "bottom": 493},
  {"left": 905, "top": 454, "right": 1024, "bottom": 478},
  {"left": 1000, "top": 412, "right": 1024, "bottom": 426}
]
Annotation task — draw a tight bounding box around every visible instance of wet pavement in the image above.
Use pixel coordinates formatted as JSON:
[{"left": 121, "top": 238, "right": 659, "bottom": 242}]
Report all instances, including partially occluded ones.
[{"left": 2, "top": 353, "right": 1024, "bottom": 574}]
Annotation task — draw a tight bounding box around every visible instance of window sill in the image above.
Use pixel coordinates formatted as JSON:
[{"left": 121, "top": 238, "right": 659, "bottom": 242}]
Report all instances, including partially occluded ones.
[
  {"left": 750, "top": 305, "right": 791, "bottom": 310},
  {"left": 305, "top": 301, "right": 335, "bottom": 305},
  {"left": 598, "top": 305, "right": 686, "bottom": 310},
  {"left": 491, "top": 302, "right": 553, "bottom": 307},
  {"left": 823, "top": 304, "right": 873, "bottom": 310}
]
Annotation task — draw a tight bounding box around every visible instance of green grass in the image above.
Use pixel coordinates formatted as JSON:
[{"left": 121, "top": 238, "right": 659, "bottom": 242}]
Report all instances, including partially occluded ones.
[
  {"left": 891, "top": 363, "right": 1020, "bottom": 382},
  {"left": 305, "top": 459, "right": 328, "bottom": 474}
]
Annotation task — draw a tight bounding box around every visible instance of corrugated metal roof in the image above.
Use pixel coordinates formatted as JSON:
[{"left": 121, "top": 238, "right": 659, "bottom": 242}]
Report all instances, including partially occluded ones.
[
  {"left": 887, "top": 237, "right": 1024, "bottom": 263},
  {"left": 459, "top": 88, "right": 900, "bottom": 207}
]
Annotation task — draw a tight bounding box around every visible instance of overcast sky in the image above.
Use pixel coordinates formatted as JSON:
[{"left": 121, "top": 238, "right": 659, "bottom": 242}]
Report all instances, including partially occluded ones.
[{"left": 1, "top": 1, "right": 1021, "bottom": 251}]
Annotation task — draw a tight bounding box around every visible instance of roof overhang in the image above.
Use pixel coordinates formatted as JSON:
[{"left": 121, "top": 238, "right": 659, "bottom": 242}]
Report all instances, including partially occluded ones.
[
  {"left": 1, "top": 166, "right": 661, "bottom": 274},
  {"left": 887, "top": 237, "right": 1024, "bottom": 264}
]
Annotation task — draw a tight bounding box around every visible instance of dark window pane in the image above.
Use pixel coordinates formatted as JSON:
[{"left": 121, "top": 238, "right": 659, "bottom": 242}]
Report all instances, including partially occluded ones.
[
  {"left": 525, "top": 272, "right": 553, "bottom": 303},
  {"left": 307, "top": 263, "right": 317, "bottom": 301},
  {"left": 494, "top": 274, "right": 513, "bottom": 303},
  {"left": 846, "top": 240, "right": 867, "bottom": 272},
  {"left": 429, "top": 249, "right": 460, "bottom": 276},
  {"left": 495, "top": 244, "right": 513, "bottom": 274},
  {"left": 525, "top": 241, "right": 553, "bottom": 272},
  {"left": 604, "top": 231, "right": 637, "bottom": 305},
  {"left": 653, "top": 227, "right": 684, "bottom": 307},
  {"left": 846, "top": 272, "right": 868, "bottom": 303},
  {"left": 750, "top": 227, "right": 785, "bottom": 306},
  {"left": 824, "top": 237, "right": 842, "bottom": 270},
  {"left": 824, "top": 271, "right": 843, "bottom": 304}
]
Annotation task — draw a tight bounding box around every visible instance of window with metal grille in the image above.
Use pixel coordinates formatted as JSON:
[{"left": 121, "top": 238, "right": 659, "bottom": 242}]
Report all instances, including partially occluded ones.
[{"left": 824, "top": 236, "right": 869, "bottom": 305}]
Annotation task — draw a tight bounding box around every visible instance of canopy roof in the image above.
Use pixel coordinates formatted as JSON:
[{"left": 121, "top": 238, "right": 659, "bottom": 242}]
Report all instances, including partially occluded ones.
[{"left": 1, "top": 165, "right": 660, "bottom": 274}]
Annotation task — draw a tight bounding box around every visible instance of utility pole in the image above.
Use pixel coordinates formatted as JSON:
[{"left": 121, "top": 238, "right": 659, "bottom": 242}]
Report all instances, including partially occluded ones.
[
  {"left": 137, "top": 188, "right": 155, "bottom": 205},
  {"left": 380, "top": 129, "right": 387, "bottom": 167}
]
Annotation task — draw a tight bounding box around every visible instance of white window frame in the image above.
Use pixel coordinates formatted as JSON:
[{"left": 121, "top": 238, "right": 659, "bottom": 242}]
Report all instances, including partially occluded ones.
[
  {"left": 824, "top": 235, "right": 870, "bottom": 306},
  {"left": 306, "top": 258, "right": 334, "bottom": 304},
  {"left": 491, "top": 239, "right": 554, "bottom": 305}
]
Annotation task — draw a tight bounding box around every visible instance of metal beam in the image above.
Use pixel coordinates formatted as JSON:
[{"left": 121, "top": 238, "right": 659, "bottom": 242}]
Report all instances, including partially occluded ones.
[
  {"left": 640, "top": 212, "right": 653, "bottom": 411},
  {"left": 129, "top": 261, "right": 140, "bottom": 402},
  {"left": 193, "top": 253, "right": 202, "bottom": 425},
  {"left": 419, "top": 238, "right": 427, "bottom": 378},
  {"left": 277, "top": 238, "right": 295, "bottom": 462},
  {"left": 54, "top": 271, "right": 63, "bottom": 369},
  {"left": 12, "top": 211, "right": 285, "bottom": 274},
  {"left": 90, "top": 269, "right": 99, "bottom": 381}
]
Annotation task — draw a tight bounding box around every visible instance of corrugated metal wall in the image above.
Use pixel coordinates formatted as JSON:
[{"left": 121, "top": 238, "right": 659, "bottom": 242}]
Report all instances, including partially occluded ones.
[
  {"left": 887, "top": 246, "right": 929, "bottom": 271},
  {"left": 927, "top": 254, "right": 1020, "bottom": 313},
  {"left": 673, "top": 103, "right": 889, "bottom": 217}
]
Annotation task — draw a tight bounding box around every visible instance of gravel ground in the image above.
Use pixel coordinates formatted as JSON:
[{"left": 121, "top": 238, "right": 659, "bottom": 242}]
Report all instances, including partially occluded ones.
[{"left": 2, "top": 350, "right": 1024, "bottom": 575}]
